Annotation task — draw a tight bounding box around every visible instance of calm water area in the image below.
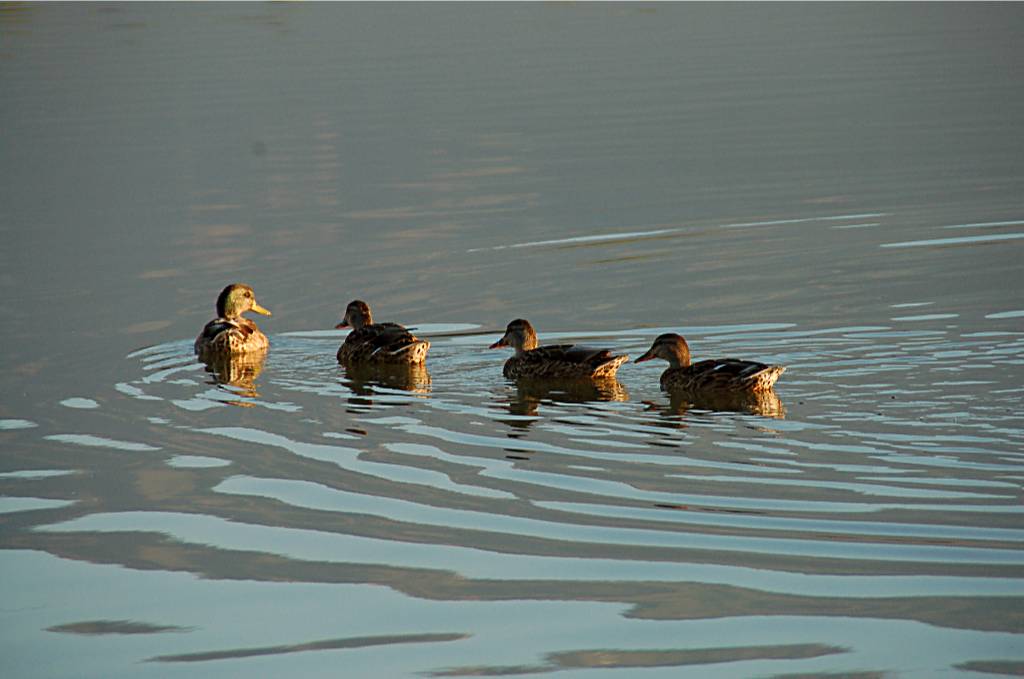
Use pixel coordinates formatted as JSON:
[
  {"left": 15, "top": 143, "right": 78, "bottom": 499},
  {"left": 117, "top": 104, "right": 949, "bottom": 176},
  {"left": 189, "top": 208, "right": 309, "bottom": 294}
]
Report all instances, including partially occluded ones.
[{"left": 2, "top": 3, "right": 1024, "bottom": 677}]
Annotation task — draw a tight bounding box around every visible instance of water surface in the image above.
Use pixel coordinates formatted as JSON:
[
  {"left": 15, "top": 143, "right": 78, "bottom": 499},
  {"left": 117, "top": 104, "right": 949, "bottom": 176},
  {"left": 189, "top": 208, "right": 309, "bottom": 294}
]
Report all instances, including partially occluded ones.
[{"left": 2, "top": 4, "right": 1023, "bottom": 678}]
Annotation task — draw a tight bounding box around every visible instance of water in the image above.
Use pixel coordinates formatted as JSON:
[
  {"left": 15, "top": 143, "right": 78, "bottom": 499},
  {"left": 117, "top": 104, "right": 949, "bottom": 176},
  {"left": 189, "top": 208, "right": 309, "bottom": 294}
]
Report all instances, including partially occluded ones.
[{"left": 2, "top": 4, "right": 1024, "bottom": 677}]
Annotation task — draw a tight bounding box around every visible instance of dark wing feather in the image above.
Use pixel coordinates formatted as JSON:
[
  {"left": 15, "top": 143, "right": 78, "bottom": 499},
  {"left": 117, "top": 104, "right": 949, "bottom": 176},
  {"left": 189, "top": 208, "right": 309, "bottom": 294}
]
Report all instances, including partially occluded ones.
[
  {"left": 695, "top": 359, "right": 766, "bottom": 388},
  {"left": 372, "top": 322, "right": 407, "bottom": 332},
  {"left": 558, "top": 344, "right": 617, "bottom": 365},
  {"left": 338, "top": 323, "right": 429, "bottom": 364},
  {"left": 198, "top": 319, "right": 236, "bottom": 344},
  {"left": 364, "top": 324, "right": 419, "bottom": 355},
  {"left": 505, "top": 344, "right": 628, "bottom": 379},
  {"left": 663, "top": 358, "right": 783, "bottom": 392},
  {"left": 530, "top": 344, "right": 614, "bottom": 366}
]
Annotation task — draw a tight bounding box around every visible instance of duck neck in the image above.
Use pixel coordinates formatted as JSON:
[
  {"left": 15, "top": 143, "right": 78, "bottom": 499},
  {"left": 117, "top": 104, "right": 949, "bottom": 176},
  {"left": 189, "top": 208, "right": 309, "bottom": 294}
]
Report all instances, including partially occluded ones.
[
  {"left": 517, "top": 334, "right": 538, "bottom": 354},
  {"left": 216, "top": 289, "right": 236, "bottom": 319},
  {"left": 348, "top": 311, "right": 371, "bottom": 330},
  {"left": 669, "top": 344, "right": 691, "bottom": 369}
]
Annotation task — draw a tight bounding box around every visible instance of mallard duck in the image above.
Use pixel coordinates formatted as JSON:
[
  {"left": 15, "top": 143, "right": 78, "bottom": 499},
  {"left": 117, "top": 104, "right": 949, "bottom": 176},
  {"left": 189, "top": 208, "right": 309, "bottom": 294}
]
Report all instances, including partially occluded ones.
[
  {"left": 335, "top": 300, "right": 429, "bottom": 365},
  {"left": 489, "top": 319, "right": 629, "bottom": 379},
  {"left": 636, "top": 333, "right": 785, "bottom": 393},
  {"left": 194, "top": 283, "right": 272, "bottom": 356}
]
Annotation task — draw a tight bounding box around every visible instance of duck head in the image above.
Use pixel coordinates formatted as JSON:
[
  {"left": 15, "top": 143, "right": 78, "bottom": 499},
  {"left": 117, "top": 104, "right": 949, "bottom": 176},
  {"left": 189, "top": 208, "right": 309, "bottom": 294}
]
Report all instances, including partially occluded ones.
[
  {"left": 336, "top": 300, "right": 373, "bottom": 330},
  {"left": 635, "top": 333, "right": 691, "bottom": 368},
  {"left": 216, "top": 283, "right": 271, "bottom": 320},
  {"left": 489, "top": 318, "right": 539, "bottom": 355}
]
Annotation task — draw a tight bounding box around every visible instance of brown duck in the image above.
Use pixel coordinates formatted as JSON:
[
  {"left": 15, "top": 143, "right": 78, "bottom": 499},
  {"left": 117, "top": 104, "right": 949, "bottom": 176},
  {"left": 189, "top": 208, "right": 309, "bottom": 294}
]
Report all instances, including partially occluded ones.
[
  {"left": 636, "top": 333, "right": 785, "bottom": 393},
  {"left": 194, "top": 283, "right": 272, "bottom": 357},
  {"left": 489, "top": 319, "right": 629, "bottom": 379},
  {"left": 336, "top": 300, "right": 430, "bottom": 365}
]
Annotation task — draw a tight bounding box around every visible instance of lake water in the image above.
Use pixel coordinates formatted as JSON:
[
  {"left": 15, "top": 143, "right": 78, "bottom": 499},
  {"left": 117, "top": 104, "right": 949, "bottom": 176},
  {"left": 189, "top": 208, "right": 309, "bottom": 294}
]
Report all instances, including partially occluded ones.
[{"left": 2, "top": 4, "right": 1023, "bottom": 677}]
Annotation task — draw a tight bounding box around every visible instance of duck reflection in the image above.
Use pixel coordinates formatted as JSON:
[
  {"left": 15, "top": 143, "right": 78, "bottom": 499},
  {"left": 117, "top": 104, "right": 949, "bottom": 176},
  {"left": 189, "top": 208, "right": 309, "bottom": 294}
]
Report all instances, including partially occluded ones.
[
  {"left": 199, "top": 348, "right": 267, "bottom": 400},
  {"left": 502, "top": 377, "right": 629, "bottom": 429},
  {"left": 647, "top": 388, "right": 786, "bottom": 420},
  {"left": 340, "top": 362, "right": 431, "bottom": 399}
]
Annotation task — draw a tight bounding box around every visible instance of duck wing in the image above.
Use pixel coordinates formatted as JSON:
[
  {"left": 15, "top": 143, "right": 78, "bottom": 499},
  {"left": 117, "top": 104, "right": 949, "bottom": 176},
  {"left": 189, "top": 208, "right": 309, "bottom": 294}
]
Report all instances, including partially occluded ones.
[
  {"left": 507, "top": 344, "right": 629, "bottom": 379},
  {"left": 338, "top": 323, "right": 429, "bottom": 364},
  {"left": 195, "top": 318, "right": 260, "bottom": 354},
  {"left": 668, "top": 358, "right": 785, "bottom": 392},
  {"left": 197, "top": 318, "right": 235, "bottom": 344},
  {"left": 554, "top": 344, "right": 626, "bottom": 369}
]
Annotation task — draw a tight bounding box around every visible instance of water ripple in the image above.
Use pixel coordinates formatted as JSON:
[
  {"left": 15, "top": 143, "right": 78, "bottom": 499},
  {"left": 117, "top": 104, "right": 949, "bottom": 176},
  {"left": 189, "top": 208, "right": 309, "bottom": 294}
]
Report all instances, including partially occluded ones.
[{"left": 7, "top": 320, "right": 1024, "bottom": 677}]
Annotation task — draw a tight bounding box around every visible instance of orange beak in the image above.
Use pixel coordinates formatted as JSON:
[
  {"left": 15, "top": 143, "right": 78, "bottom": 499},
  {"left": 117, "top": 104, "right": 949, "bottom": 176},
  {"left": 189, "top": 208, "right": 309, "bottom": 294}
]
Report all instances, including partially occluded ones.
[
  {"left": 335, "top": 321, "right": 350, "bottom": 330},
  {"left": 489, "top": 336, "right": 509, "bottom": 349}
]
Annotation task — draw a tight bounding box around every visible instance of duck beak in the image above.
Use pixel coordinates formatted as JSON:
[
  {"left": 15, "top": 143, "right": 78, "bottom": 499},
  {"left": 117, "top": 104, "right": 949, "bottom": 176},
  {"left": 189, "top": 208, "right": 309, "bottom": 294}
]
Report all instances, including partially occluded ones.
[
  {"left": 335, "top": 321, "right": 350, "bottom": 330},
  {"left": 251, "top": 302, "right": 272, "bottom": 316},
  {"left": 635, "top": 348, "right": 655, "bottom": 363},
  {"left": 489, "top": 335, "right": 509, "bottom": 349}
]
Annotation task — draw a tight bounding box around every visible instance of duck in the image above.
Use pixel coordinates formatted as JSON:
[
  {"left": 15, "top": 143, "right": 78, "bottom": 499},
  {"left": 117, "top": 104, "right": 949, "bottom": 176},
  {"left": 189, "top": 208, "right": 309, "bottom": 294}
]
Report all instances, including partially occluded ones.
[
  {"left": 489, "top": 319, "right": 629, "bottom": 380},
  {"left": 194, "top": 283, "right": 272, "bottom": 356},
  {"left": 335, "top": 300, "right": 430, "bottom": 365},
  {"left": 635, "top": 333, "right": 785, "bottom": 393}
]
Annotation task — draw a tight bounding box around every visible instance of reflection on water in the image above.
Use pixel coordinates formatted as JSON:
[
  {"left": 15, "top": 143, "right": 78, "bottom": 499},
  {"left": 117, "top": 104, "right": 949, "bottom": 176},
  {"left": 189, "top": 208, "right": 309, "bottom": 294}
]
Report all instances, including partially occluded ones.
[
  {"left": 341, "top": 362, "right": 432, "bottom": 397},
  {"left": 3, "top": 2, "right": 1024, "bottom": 678},
  {"left": 200, "top": 348, "right": 267, "bottom": 401},
  {"left": 648, "top": 388, "right": 786, "bottom": 421},
  {"left": 501, "top": 376, "right": 629, "bottom": 425},
  {"left": 5, "top": 320, "right": 1024, "bottom": 676}
]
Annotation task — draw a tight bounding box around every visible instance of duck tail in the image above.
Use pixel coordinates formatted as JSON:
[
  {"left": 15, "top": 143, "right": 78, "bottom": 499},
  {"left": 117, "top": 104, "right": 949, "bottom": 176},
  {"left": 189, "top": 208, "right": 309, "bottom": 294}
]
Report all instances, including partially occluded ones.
[
  {"left": 593, "top": 353, "right": 629, "bottom": 378},
  {"left": 753, "top": 365, "right": 786, "bottom": 391}
]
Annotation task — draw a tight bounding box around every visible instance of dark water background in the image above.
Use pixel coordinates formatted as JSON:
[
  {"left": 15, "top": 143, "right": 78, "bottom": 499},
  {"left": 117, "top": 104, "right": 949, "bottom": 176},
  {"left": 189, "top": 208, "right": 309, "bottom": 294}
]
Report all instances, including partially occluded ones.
[{"left": 2, "top": 4, "right": 1023, "bottom": 677}]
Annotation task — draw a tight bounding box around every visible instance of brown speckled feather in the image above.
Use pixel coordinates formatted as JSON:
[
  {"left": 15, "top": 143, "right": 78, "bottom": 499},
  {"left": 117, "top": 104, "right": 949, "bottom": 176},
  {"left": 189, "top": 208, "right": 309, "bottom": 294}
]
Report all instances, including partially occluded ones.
[
  {"left": 195, "top": 318, "right": 269, "bottom": 356},
  {"left": 491, "top": 319, "right": 629, "bottom": 380},
  {"left": 337, "top": 323, "right": 430, "bottom": 365},
  {"left": 661, "top": 359, "right": 785, "bottom": 393},
  {"left": 503, "top": 344, "right": 629, "bottom": 380},
  {"left": 637, "top": 333, "right": 785, "bottom": 394}
]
